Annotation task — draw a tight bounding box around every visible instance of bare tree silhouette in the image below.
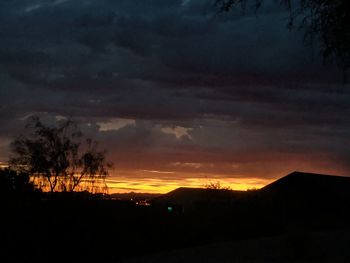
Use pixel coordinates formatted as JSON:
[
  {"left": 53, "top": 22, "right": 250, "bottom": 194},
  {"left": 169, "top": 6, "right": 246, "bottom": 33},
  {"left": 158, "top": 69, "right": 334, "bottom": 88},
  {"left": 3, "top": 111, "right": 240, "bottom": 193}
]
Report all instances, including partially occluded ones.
[
  {"left": 9, "top": 116, "right": 112, "bottom": 193},
  {"left": 204, "top": 180, "right": 232, "bottom": 190}
]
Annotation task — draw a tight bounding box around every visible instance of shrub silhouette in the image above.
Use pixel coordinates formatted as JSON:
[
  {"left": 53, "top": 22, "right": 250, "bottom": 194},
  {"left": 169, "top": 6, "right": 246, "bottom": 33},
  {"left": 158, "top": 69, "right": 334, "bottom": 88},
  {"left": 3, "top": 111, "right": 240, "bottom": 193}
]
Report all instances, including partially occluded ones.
[{"left": 0, "top": 168, "right": 38, "bottom": 198}]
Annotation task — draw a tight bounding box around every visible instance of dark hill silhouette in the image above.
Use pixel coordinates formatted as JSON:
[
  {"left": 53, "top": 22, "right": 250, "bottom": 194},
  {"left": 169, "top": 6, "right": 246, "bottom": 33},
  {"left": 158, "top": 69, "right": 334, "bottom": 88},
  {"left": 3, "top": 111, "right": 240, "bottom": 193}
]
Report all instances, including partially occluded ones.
[
  {"left": 153, "top": 187, "right": 241, "bottom": 203},
  {"left": 152, "top": 187, "right": 245, "bottom": 212}
]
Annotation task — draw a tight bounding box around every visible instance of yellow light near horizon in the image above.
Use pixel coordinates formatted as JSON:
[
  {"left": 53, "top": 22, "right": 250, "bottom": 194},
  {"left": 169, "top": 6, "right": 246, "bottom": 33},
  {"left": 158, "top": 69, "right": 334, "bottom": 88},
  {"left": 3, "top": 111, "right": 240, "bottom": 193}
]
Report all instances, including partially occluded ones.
[
  {"left": 3, "top": 163, "right": 272, "bottom": 194},
  {"left": 105, "top": 176, "right": 271, "bottom": 194},
  {"left": 0, "top": 162, "right": 9, "bottom": 169}
]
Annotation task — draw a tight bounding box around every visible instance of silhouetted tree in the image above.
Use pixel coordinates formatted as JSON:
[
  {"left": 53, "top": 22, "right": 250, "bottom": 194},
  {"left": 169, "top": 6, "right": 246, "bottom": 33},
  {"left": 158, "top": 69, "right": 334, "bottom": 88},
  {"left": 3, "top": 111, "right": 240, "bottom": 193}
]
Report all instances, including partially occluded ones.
[
  {"left": 0, "top": 168, "right": 37, "bottom": 195},
  {"left": 9, "top": 116, "right": 112, "bottom": 193},
  {"left": 204, "top": 180, "right": 231, "bottom": 190},
  {"left": 216, "top": 0, "right": 350, "bottom": 83}
]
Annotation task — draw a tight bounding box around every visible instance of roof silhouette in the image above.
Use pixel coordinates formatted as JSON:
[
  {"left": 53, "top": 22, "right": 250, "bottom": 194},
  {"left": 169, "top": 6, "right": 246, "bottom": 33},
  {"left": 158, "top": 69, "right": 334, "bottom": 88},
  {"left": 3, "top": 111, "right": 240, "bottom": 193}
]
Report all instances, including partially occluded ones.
[{"left": 262, "top": 171, "right": 350, "bottom": 194}]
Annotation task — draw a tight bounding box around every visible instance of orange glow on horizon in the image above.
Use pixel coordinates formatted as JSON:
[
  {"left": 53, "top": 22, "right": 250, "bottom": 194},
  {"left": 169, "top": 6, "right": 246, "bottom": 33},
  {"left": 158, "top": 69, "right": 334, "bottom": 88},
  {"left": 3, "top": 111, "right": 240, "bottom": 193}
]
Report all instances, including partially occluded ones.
[{"left": 105, "top": 175, "right": 271, "bottom": 194}]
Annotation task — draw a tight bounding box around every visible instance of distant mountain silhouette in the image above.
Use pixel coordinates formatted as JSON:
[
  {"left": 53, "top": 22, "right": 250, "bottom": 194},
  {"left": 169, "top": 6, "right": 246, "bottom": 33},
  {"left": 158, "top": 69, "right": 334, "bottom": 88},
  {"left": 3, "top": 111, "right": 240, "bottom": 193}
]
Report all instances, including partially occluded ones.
[{"left": 152, "top": 187, "right": 244, "bottom": 212}]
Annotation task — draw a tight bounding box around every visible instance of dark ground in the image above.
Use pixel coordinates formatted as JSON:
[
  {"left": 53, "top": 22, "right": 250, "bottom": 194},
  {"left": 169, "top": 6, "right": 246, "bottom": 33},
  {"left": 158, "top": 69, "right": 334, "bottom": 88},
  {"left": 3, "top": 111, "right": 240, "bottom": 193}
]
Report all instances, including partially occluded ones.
[
  {"left": 1, "top": 171, "right": 350, "bottom": 262},
  {"left": 120, "top": 228, "right": 350, "bottom": 263}
]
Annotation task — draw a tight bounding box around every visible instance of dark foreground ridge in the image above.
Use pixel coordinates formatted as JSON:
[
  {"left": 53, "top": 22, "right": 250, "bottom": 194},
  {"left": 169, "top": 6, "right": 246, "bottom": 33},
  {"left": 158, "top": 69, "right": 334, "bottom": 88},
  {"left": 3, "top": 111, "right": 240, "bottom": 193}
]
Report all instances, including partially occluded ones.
[{"left": 1, "top": 170, "right": 350, "bottom": 262}]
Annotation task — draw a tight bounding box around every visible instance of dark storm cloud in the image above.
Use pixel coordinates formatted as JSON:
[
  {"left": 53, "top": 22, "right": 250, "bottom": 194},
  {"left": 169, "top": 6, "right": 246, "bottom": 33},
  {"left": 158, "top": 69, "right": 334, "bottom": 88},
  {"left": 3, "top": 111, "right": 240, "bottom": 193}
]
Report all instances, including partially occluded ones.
[
  {"left": 0, "top": 0, "right": 349, "bottom": 176},
  {"left": 0, "top": 0, "right": 331, "bottom": 88},
  {"left": 0, "top": 0, "right": 334, "bottom": 88}
]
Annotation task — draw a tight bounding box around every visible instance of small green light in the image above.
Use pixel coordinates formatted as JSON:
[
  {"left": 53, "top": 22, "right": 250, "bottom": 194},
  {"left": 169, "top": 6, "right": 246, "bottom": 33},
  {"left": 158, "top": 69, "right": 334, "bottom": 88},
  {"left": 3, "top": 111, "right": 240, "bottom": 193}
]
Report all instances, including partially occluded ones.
[{"left": 167, "top": 206, "right": 173, "bottom": 212}]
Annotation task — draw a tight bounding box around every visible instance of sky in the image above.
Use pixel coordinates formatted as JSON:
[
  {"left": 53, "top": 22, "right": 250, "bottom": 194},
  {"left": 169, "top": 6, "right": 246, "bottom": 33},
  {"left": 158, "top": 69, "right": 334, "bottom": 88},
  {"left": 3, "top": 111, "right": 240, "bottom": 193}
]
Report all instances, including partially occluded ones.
[{"left": 1, "top": 0, "right": 349, "bottom": 193}]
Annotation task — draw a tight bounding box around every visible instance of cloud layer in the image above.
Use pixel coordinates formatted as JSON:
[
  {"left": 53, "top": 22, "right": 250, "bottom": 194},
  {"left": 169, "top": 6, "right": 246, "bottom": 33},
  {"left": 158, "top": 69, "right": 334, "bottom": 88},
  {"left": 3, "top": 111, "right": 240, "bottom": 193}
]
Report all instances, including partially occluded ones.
[{"left": 1, "top": 0, "right": 349, "bottom": 191}]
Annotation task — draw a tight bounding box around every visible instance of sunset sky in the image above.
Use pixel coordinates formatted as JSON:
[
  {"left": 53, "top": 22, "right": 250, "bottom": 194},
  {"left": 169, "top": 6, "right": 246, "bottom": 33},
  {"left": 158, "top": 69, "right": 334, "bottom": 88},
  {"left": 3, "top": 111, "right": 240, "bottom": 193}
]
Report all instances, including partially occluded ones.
[{"left": 1, "top": 0, "right": 349, "bottom": 193}]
